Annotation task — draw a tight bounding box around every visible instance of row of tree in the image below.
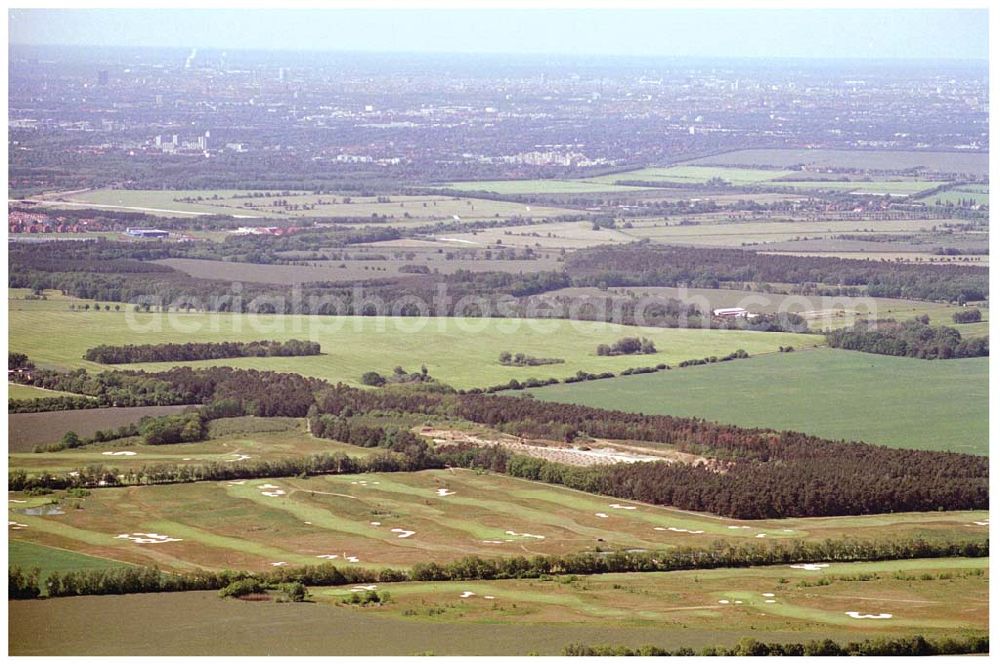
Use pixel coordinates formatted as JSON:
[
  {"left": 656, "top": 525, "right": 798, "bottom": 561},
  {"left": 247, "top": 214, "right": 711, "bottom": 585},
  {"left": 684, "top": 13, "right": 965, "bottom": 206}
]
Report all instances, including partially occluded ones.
[
  {"left": 566, "top": 244, "right": 988, "bottom": 303},
  {"left": 8, "top": 449, "right": 432, "bottom": 493},
  {"left": 563, "top": 635, "right": 989, "bottom": 657},
  {"left": 10, "top": 536, "right": 985, "bottom": 599},
  {"left": 83, "top": 339, "right": 321, "bottom": 364}
]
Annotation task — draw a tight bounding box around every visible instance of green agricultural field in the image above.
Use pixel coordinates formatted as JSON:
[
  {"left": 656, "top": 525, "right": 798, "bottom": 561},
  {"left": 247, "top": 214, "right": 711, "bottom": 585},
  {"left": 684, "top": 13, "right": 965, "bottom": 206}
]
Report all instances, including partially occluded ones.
[
  {"left": 584, "top": 165, "right": 794, "bottom": 186},
  {"left": 8, "top": 296, "right": 819, "bottom": 390},
  {"left": 9, "top": 540, "right": 134, "bottom": 592},
  {"left": 441, "top": 179, "right": 653, "bottom": 194},
  {"left": 686, "top": 148, "right": 989, "bottom": 177},
  {"left": 7, "top": 468, "right": 987, "bottom": 573},
  {"left": 8, "top": 383, "right": 88, "bottom": 400},
  {"left": 526, "top": 348, "right": 988, "bottom": 455},
  {"left": 32, "top": 189, "right": 580, "bottom": 221}
]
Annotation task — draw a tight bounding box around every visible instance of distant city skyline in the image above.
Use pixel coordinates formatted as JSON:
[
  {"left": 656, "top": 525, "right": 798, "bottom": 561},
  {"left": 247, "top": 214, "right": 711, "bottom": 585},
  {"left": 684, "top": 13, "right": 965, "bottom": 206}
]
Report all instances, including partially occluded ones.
[{"left": 8, "top": 8, "right": 989, "bottom": 61}]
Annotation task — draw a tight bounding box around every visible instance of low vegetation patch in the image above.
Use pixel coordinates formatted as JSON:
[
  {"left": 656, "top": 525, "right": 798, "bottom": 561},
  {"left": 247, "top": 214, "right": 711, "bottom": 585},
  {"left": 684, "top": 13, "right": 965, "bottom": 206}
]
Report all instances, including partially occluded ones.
[
  {"left": 498, "top": 351, "right": 565, "bottom": 367},
  {"left": 361, "top": 365, "right": 435, "bottom": 387},
  {"left": 952, "top": 308, "right": 983, "bottom": 324},
  {"left": 596, "top": 337, "right": 656, "bottom": 356}
]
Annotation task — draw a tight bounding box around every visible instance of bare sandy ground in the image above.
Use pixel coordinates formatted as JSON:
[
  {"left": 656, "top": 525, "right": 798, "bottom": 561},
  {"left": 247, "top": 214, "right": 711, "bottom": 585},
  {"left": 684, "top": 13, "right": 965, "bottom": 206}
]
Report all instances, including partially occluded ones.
[{"left": 417, "top": 426, "right": 718, "bottom": 469}]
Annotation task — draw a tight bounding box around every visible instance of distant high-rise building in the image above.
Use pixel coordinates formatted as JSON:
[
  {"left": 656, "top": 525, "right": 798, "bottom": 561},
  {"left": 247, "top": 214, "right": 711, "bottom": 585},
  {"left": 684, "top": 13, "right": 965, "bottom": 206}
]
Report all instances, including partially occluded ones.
[
  {"left": 97, "top": 70, "right": 109, "bottom": 85},
  {"left": 279, "top": 68, "right": 288, "bottom": 82},
  {"left": 155, "top": 95, "right": 163, "bottom": 107}
]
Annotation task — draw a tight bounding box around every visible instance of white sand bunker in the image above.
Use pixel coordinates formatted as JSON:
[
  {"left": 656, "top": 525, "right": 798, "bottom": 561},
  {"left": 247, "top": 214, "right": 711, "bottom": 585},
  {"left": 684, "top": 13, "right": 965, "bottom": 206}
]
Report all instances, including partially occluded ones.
[
  {"left": 790, "top": 563, "right": 830, "bottom": 571},
  {"left": 609, "top": 504, "right": 637, "bottom": 510},
  {"left": 972, "top": 520, "right": 989, "bottom": 526},
  {"left": 102, "top": 451, "right": 137, "bottom": 456},
  {"left": 271, "top": 561, "right": 288, "bottom": 567},
  {"left": 482, "top": 540, "right": 505, "bottom": 544},
  {"left": 261, "top": 490, "right": 286, "bottom": 497},
  {"left": 391, "top": 528, "right": 416, "bottom": 538},
  {"left": 226, "top": 480, "right": 246, "bottom": 486},
  {"left": 9, "top": 521, "right": 28, "bottom": 530},
  {"left": 505, "top": 530, "right": 545, "bottom": 540},
  {"left": 762, "top": 593, "right": 775, "bottom": 597},
  {"left": 345, "top": 556, "right": 360, "bottom": 563},
  {"left": 116, "top": 532, "right": 182, "bottom": 544},
  {"left": 595, "top": 513, "right": 609, "bottom": 518},
  {"left": 765, "top": 599, "right": 777, "bottom": 604},
  {"left": 9, "top": 500, "right": 26, "bottom": 504},
  {"left": 484, "top": 595, "right": 495, "bottom": 599},
  {"left": 436, "top": 488, "right": 455, "bottom": 497},
  {"left": 655, "top": 527, "right": 705, "bottom": 534},
  {"left": 317, "top": 554, "right": 339, "bottom": 560},
  {"left": 226, "top": 454, "right": 252, "bottom": 463},
  {"left": 727, "top": 525, "right": 751, "bottom": 530},
  {"left": 846, "top": 611, "right": 892, "bottom": 620},
  {"left": 370, "top": 521, "right": 381, "bottom": 526},
  {"left": 260, "top": 484, "right": 280, "bottom": 489},
  {"left": 460, "top": 591, "right": 476, "bottom": 598},
  {"left": 303, "top": 521, "right": 312, "bottom": 525},
  {"left": 351, "top": 584, "right": 378, "bottom": 592},
  {"left": 183, "top": 458, "right": 192, "bottom": 461},
  {"left": 718, "top": 600, "right": 730, "bottom": 604},
  {"left": 755, "top": 534, "right": 767, "bottom": 538}
]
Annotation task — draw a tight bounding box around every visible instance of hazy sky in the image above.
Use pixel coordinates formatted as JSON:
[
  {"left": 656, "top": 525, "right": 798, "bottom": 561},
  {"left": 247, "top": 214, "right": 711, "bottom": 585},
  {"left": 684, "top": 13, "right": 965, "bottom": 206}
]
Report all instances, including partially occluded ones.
[{"left": 8, "top": 8, "right": 989, "bottom": 60}]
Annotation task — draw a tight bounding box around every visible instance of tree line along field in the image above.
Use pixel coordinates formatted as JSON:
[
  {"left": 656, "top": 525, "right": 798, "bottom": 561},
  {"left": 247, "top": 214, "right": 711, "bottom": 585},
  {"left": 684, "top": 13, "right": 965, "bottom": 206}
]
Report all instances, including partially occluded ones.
[
  {"left": 32, "top": 189, "right": 582, "bottom": 221},
  {"left": 685, "top": 148, "right": 990, "bottom": 177},
  {"left": 7, "top": 467, "right": 988, "bottom": 573},
  {"left": 759, "top": 251, "right": 989, "bottom": 268},
  {"left": 524, "top": 348, "right": 988, "bottom": 456},
  {"left": 9, "top": 556, "right": 987, "bottom": 656},
  {"left": 153, "top": 253, "right": 565, "bottom": 286},
  {"left": 9, "top": 419, "right": 379, "bottom": 471},
  {"left": 9, "top": 540, "right": 134, "bottom": 590},
  {"left": 918, "top": 186, "right": 990, "bottom": 207},
  {"left": 617, "top": 217, "right": 951, "bottom": 247},
  {"left": 8, "top": 297, "right": 819, "bottom": 390}
]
